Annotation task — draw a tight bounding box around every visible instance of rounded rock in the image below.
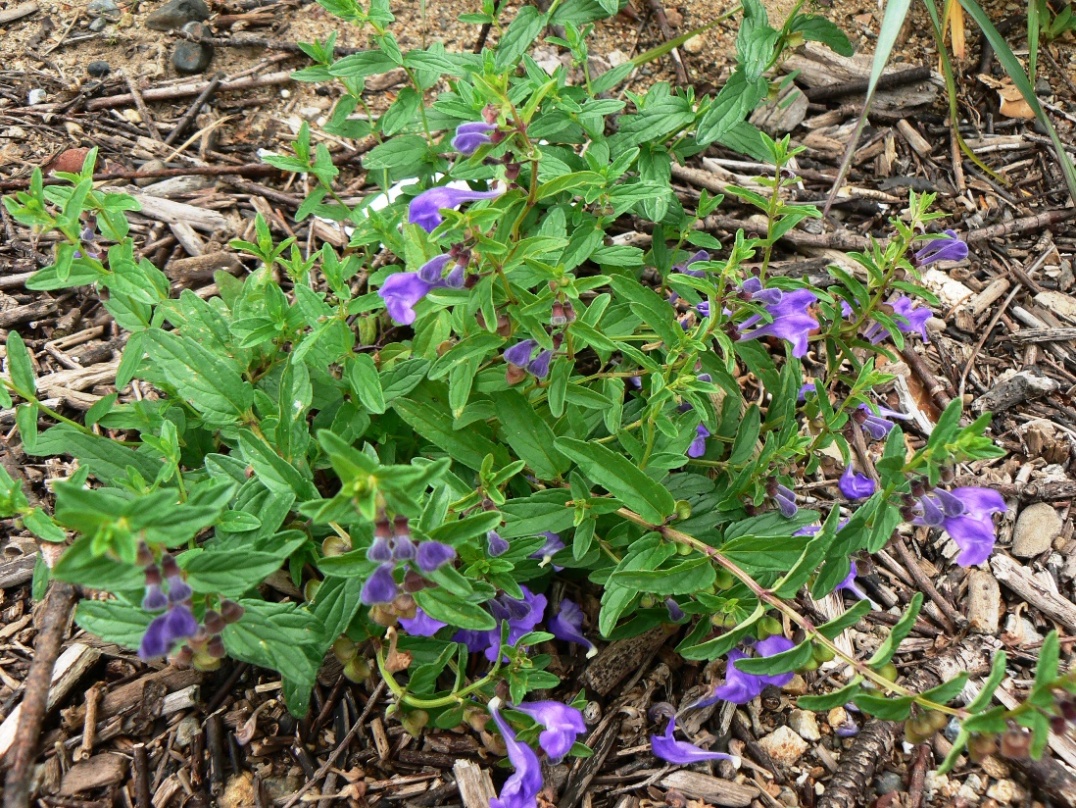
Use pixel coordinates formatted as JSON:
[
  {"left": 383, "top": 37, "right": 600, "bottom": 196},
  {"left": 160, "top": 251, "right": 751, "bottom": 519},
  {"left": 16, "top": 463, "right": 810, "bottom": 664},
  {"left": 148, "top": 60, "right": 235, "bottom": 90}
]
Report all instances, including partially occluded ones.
[
  {"left": 757, "top": 725, "right": 808, "bottom": 767},
  {"left": 146, "top": 0, "right": 209, "bottom": 30},
  {"left": 172, "top": 22, "right": 213, "bottom": 74},
  {"left": 1012, "top": 502, "right": 1061, "bottom": 558},
  {"left": 86, "top": 60, "right": 112, "bottom": 78},
  {"left": 87, "top": 0, "right": 120, "bottom": 18}
]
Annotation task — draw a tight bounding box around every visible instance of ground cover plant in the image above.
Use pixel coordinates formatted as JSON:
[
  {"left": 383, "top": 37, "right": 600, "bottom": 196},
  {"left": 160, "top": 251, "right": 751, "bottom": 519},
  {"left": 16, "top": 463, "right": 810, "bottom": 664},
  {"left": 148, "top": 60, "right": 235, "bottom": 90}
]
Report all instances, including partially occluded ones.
[{"left": 2, "top": 0, "right": 1070, "bottom": 804}]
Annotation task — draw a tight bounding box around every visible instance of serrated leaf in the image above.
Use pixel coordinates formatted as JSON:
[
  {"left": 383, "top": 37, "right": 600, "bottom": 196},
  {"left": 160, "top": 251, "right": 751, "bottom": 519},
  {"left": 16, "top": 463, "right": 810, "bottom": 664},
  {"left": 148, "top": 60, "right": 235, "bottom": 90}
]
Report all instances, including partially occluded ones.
[
  {"left": 146, "top": 329, "right": 253, "bottom": 426},
  {"left": 735, "top": 639, "right": 814, "bottom": 676},
  {"left": 345, "top": 353, "right": 386, "bottom": 414}
]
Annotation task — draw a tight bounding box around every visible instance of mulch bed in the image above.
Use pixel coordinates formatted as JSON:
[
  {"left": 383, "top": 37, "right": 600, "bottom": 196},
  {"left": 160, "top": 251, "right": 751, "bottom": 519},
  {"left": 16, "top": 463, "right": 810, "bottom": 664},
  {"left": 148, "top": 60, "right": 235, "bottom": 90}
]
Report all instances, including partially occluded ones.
[{"left": 3, "top": 3, "right": 1076, "bottom": 807}]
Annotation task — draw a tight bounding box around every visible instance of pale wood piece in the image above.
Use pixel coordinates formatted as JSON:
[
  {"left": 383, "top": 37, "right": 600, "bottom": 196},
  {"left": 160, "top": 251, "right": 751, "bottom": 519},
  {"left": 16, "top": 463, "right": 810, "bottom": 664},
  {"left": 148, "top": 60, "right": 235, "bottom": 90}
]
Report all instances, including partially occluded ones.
[
  {"left": 991, "top": 554, "right": 1076, "bottom": 632},
  {"left": 169, "top": 222, "right": 206, "bottom": 257},
  {"left": 59, "top": 752, "right": 128, "bottom": 794},
  {"left": 0, "top": 643, "right": 101, "bottom": 760},
  {"left": 658, "top": 770, "right": 760, "bottom": 807},
  {"left": 896, "top": 119, "right": 932, "bottom": 157},
  {"left": 966, "top": 569, "right": 1001, "bottom": 635},
  {"left": 1035, "top": 290, "right": 1076, "bottom": 322},
  {"left": 453, "top": 759, "right": 497, "bottom": 808},
  {"left": 102, "top": 187, "right": 229, "bottom": 233}
]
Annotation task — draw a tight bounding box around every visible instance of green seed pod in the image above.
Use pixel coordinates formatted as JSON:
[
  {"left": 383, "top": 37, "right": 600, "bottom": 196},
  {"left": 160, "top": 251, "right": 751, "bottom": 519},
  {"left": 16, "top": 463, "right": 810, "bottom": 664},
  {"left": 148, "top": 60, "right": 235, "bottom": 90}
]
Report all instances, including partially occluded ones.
[
  {"left": 332, "top": 636, "right": 357, "bottom": 663},
  {"left": 400, "top": 709, "right": 429, "bottom": 737},
  {"left": 758, "top": 616, "right": 783, "bottom": 638},
  {"left": 813, "top": 643, "right": 836, "bottom": 663},
  {"left": 903, "top": 715, "right": 933, "bottom": 744},
  {"left": 674, "top": 500, "right": 692, "bottom": 520},
  {"left": 877, "top": 662, "right": 899, "bottom": 682},
  {"left": 303, "top": 579, "right": 321, "bottom": 602},
  {"left": 357, "top": 314, "right": 378, "bottom": 347},
  {"left": 343, "top": 656, "right": 371, "bottom": 683},
  {"left": 714, "top": 569, "right": 735, "bottom": 589}
]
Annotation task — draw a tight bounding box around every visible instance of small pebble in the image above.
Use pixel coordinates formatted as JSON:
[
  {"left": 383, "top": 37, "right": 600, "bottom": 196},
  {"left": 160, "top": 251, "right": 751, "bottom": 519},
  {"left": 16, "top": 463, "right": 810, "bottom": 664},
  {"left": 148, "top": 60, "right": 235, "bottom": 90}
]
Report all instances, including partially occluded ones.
[
  {"left": 88, "top": 16, "right": 110, "bottom": 31},
  {"left": 172, "top": 21, "right": 213, "bottom": 74},
  {"left": 146, "top": 0, "right": 209, "bottom": 30},
  {"left": 87, "top": 0, "right": 120, "bottom": 18},
  {"left": 788, "top": 709, "right": 821, "bottom": 742},
  {"left": 874, "top": 771, "right": 904, "bottom": 795},
  {"left": 86, "top": 60, "right": 111, "bottom": 77},
  {"left": 757, "top": 725, "right": 808, "bottom": 767},
  {"left": 174, "top": 715, "right": 200, "bottom": 747},
  {"left": 1012, "top": 502, "right": 1061, "bottom": 557},
  {"left": 28, "top": 89, "right": 46, "bottom": 105}
]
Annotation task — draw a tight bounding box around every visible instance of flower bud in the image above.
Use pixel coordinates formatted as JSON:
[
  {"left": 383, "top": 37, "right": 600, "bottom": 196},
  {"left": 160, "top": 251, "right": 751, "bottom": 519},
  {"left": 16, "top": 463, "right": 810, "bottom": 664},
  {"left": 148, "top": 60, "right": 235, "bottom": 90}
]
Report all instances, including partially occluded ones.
[
  {"left": 368, "top": 604, "right": 398, "bottom": 627},
  {"left": 304, "top": 580, "right": 321, "bottom": 601},
  {"left": 392, "top": 593, "right": 417, "bottom": 620},
  {"left": 1061, "top": 700, "right": 1076, "bottom": 723},
  {"left": 171, "top": 645, "right": 194, "bottom": 669},
  {"left": 399, "top": 709, "right": 429, "bottom": 737},
  {"left": 206, "top": 635, "right": 227, "bottom": 659},
  {"left": 967, "top": 733, "right": 997, "bottom": 762},
  {"left": 333, "top": 636, "right": 358, "bottom": 662},
  {"left": 322, "top": 535, "right": 350, "bottom": 557},
  {"left": 203, "top": 610, "right": 225, "bottom": 635},
  {"left": 220, "top": 600, "right": 245, "bottom": 623},
  {"left": 999, "top": 728, "right": 1031, "bottom": 759},
  {"left": 343, "top": 656, "right": 371, "bottom": 683},
  {"left": 193, "top": 650, "right": 222, "bottom": 671}
]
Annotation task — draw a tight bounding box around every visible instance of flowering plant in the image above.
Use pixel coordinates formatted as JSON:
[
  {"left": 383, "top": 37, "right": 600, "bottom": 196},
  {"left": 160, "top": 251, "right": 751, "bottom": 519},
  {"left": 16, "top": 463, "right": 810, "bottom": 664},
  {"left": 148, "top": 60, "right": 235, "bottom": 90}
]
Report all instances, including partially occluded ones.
[{"left": 0, "top": 0, "right": 1059, "bottom": 800}]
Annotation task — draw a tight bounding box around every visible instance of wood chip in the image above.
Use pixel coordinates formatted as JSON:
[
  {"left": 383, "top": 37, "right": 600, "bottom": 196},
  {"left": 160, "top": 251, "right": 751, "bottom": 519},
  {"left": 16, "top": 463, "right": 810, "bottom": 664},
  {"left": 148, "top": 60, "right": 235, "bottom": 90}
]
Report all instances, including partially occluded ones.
[
  {"left": 966, "top": 569, "right": 1001, "bottom": 635},
  {"left": 658, "top": 770, "right": 760, "bottom": 807},
  {"left": 59, "top": 752, "right": 128, "bottom": 794},
  {"left": 991, "top": 554, "right": 1076, "bottom": 632},
  {"left": 452, "top": 760, "right": 497, "bottom": 808}
]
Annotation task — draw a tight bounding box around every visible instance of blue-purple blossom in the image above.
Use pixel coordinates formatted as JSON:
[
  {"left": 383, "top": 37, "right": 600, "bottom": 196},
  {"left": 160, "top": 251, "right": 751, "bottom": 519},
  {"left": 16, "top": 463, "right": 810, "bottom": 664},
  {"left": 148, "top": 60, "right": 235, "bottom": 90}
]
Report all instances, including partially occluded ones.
[
  {"left": 548, "top": 599, "right": 596, "bottom": 658},
  {"left": 166, "top": 575, "right": 192, "bottom": 604},
  {"left": 489, "top": 698, "right": 544, "bottom": 808},
  {"left": 379, "top": 271, "right": 439, "bottom": 325},
  {"left": 451, "top": 121, "right": 497, "bottom": 155},
  {"left": 512, "top": 701, "right": 587, "bottom": 762},
  {"left": 416, "top": 541, "right": 456, "bottom": 572},
  {"left": 858, "top": 294, "right": 933, "bottom": 344},
  {"left": 526, "top": 350, "right": 553, "bottom": 379},
  {"left": 914, "top": 230, "right": 968, "bottom": 266},
  {"left": 361, "top": 563, "right": 398, "bottom": 605},
  {"left": 737, "top": 289, "right": 818, "bottom": 358},
  {"left": 457, "top": 587, "right": 548, "bottom": 661},
  {"left": 738, "top": 277, "right": 784, "bottom": 306},
  {"left": 665, "top": 598, "right": 685, "bottom": 622},
  {"left": 418, "top": 253, "right": 453, "bottom": 284},
  {"left": 839, "top": 466, "right": 875, "bottom": 500},
  {"left": 409, "top": 186, "right": 502, "bottom": 232},
  {"left": 913, "top": 487, "right": 1006, "bottom": 566},
  {"left": 835, "top": 561, "right": 869, "bottom": 600},
  {"left": 392, "top": 535, "right": 417, "bottom": 562},
  {"left": 531, "top": 532, "right": 564, "bottom": 570},
  {"left": 770, "top": 482, "right": 798, "bottom": 518},
  {"left": 504, "top": 340, "right": 537, "bottom": 368},
  {"left": 487, "top": 530, "right": 509, "bottom": 557},
  {"left": 672, "top": 249, "right": 710, "bottom": 277},
  {"left": 651, "top": 717, "right": 741, "bottom": 766},
  {"left": 142, "top": 583, "right": 167, "bottom": 612},
  {"left": 688, "top": 424, "right": 710, "bottom": 458},
  {"left": 139, "top": 604, "right": 199, "bottom": 660},
  {"left": 399, "top": 608, "right": 449, "bottom": 637},
  {"left": 698, "top": 636, "right": 795, "bottom": 706},
  {"left": 368, "top": 536, "right": 394, "bottom": 563},
  {"left": 855, "top": 403, "right": 912, "bottom": 441},
  {"left": 444, "top": 263, "right": 466, "bottom": 288}
]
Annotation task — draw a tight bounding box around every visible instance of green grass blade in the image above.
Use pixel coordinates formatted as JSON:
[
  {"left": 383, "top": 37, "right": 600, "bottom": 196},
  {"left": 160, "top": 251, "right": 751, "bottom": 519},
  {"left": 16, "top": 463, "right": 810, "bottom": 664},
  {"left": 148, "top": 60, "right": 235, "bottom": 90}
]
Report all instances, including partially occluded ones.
[
  {"left": 824, "top": 0, "right": 912, "bottom": 214},
  {"left": 960, "top": 0, "right": 1076, "bottom": 205}
]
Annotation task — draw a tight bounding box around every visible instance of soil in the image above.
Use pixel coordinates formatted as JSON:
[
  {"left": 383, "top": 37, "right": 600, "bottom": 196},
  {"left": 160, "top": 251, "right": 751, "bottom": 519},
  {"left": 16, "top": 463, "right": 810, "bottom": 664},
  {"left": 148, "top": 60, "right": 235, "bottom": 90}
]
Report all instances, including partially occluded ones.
[{"left": 2, "top": 0, "right": 1076, "bottom": 806}]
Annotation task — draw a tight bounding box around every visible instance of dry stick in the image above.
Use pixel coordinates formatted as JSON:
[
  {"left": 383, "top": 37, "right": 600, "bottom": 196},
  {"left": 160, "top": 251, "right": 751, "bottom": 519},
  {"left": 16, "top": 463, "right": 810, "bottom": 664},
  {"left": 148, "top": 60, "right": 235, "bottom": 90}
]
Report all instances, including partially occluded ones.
[
  {"left": 84, "top": 69, "right": 293, "bottom": 112},
  {"left": 898, "top": 346, "right": 953, "bottom": 412},
  {"left": 0, "top": 1, "right": 38, "bottom": 23},
  {"left": 280, "top": 680, "right": 386, "bottom": 808},
  {"left": 892, "top": 537, "right": 964, "bottom": 633},
  {"left": 164, "top": 72, "right": 223, "bottom": 146},
  {"left": 906, "top": 743, "right": 931, "bottom": 808},
  {"left": 965, "top": 207, "right": 1076, "bottom": 243},
  {"left": 644, "top": 0, "right": 688, "bottom": 85},
  {"left": 2, "top": 581, "right": 78, "bottom": 808},
  {"left": 179, "top": 30, "right": 370, "bottom": 55},
  {"left": 957, "top": 284, "right": 1020, "bottom": 401},
  {"left": 804, "top": 65, "right": 933, "bottom": 102},
  {"left": 132, "top": 744, "right": 151, "bottom": 808},
  {"left": 123, "top": 72, "right": 163, "bottom": 142}
]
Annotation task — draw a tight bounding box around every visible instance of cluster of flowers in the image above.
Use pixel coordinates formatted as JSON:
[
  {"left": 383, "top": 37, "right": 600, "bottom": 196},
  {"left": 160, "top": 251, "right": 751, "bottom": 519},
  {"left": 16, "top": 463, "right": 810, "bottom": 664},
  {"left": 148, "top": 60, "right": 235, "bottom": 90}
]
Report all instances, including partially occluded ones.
[
  {"left": 137, "top": 549, "right": 243, "bottom": 664},
  {"left": 361, "top": 516, "right": 457, "bottom": 605}
]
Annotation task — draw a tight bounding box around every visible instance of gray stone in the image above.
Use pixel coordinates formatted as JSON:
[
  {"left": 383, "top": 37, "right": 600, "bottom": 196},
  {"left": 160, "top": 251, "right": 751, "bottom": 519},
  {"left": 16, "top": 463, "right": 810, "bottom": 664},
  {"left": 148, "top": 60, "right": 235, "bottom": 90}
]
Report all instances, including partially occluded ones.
[
  {"left": 86, "top": 60, "right": 111, "bottom": 78},
  {"left": 757, "top": 725, "right": 808, "bottom": 767},
  {"left": 87, "top": 0, "right": 120, "bottom": 18},
  {"left": 172, "top": 22, "right": 212, "bottom": 74},
  {"left": 788, "top": 709, "right": 821, "bottom": 742},
  {"left": 1012, "top": 502, "right": 1061, "bottom": 558},
  {"left": 146, "top": 0, "right": 208, "bottom": 30},
  {"left": 875, "top": 771, "right": 904, "bottom": 795},
  {"left": 88, "top": 16, "right": 109, "bottom": 30}
]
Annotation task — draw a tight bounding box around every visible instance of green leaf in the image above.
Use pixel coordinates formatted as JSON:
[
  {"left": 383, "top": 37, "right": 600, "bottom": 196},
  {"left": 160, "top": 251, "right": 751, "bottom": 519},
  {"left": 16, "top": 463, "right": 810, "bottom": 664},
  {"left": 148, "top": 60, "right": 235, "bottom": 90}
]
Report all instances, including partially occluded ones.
[
  {"left": 815, "top": 599, "right": 872, "bottom": 640},
  {"left": 696, "top": 69, "right": 769, "bottom": 146},
  {"left": 735, "top": 640, "right": 814, "bottom": 676},
  {"left": 797, "top": 679, "right": 863, "bottom": 712},
  {"left": 607, "top": 275, "right": 682, "bottom": 348},
  {"left": 181, "top": 550, "right": 285, "bottom": 596},
  {"left": 29, "top": 423, "right": 162, "bottom": 486},
  {"left": 491, "top": 391, "right": 569, "bottom": 479},
  {"left": 852, "top": 692, "right": 914, "bottom": 721},
  {"left": 608, "top": 555, "right": 716, "bottom": 595},
  {"left": 554, "top": 437, "right": 675, "bottom": 525},
  {"left": 790, "top": 14, "right": 854, "bottom": 56},
  {"left": 494, "top": 6, "right": 546, "bottom": 72},
  {"left": 312, "top": 575, "right": 363, "bottom": 644},
  {"left": 414, "top": 587, "right": 497, "bottom": 631},
  {"left": 237, "top": 430, "right": 319, "bottom": 500},
  {"left": 395, "top": 397, "right": 506, "bottom": 471},
  {"left": 362, "top": 135, "right": 431, "bottom": 171},
  {"left": 967, "top": 651, "right": 1008, "bottom": 712},
  {"left": 5, "top": 330, "right": 36, "bottom": 397},
  {"left": 146, "top": 330, "right": 253, "bottom": 426},
  {"left": 868, "top": 592, "right": 922, "bottom": 666},
  {"left": 919, "top": 674, "right": 969, "bottom": 707},
  {"left": 345, "top": 353, "right": 386, "bottom": 414},
  {"left": 76, "top": 599, "right": 152, "bottom": 649}
]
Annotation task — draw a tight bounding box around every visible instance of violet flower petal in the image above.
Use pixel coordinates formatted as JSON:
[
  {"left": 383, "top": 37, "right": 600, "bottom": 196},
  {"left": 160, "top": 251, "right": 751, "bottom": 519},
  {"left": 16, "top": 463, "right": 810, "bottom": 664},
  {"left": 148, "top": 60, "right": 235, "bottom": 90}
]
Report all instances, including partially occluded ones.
[
  {"left": 914, "top": 230, "right": 968, "bottom": 266},
  {"left": 409, "top": 186, "right": 502, "bottom": 232},
  {"left": 417, "top": 253, "right": 453, "bottom": 284},
  {"left": 451, "top": 121, "right": 497, "bottom": 155},
  {"left": 399, "top": 608, "right": 449, "bottom": 637},
  {"left": 487, "top": 530, "right": 509, "bottom": 557},
  {"left": 142, "top": 584, "right": 167, "bottom": 612},
  {"left": 838, "top": 466, "right": 875, "bottom": 500},
  {"left": 547, "top": 599, "right": 596, "bottom": 658},
  {"left": 416, "top": 540, "right": 456, "bottom": 573},
  {"left": 360, "top": 563, "right": 398, "bottom": 605},
  {"left": 651, "top": 717, "right": 740, "bottom": 766},
  {"left": 737, "top": 289, "right": 818, "bottom": 358},
  {"left": 526, "top": 350, "right": 553, "bottom": 379},
  {"left": 504, "top": 339, "right": 537, "bottom": 368},
  {"left": 687, "top": 424, "right": 710, "bottom": 458},
  {"left": 379, "top": 271, "right": 434, "bottom": 325},
  {"left": 512, "top": 700, "right": 587, "bottom": 762},
  {"left": 489, "top": 698, "right": 544, "bottom": 808}
]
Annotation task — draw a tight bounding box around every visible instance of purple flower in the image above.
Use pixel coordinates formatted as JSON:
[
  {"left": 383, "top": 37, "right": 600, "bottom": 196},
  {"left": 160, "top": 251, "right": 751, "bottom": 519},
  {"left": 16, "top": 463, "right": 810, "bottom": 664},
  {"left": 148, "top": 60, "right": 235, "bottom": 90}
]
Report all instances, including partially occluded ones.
[
  {"left": 835, "top": 561, "right": 869, "bottom": 600},
  {"left": 688, "top": 424, "right": 710, "bottom": 458},
  {"left": 698, "top": 636, "right": 795, "bottom": 706},
  {"left": 379, "top": 271, "right": 438, "bottom": 325},
  {"left": 409, "top": 185, "right": 502, "bottom": 232},
  {"left": 531, "top": 532, "right": 564, "bottom": 570},
  {"left": 839, "top": 466, "right": 875, "bottom": 500},
  {"left": 672, "top": 249, "right": 710, "bottom": 278},
  {"left": 665, "top": 598, "right": 685, "bottom": 622},
  {"left": 526, "top": 350, "right": 553, "bottom": 379},
  {"left": 392, "top": 536, "right": 417, "bottom": 561},
  {"left": 769, "top": 482, "right": 797, "bottom": 518},
  {"left": 451, "top": 121, "right": 497, "bottom": 155},
  {"left": 139, "top": 604, "right": 199, "bottom": 660},
  {"left": 889, "top": 295, "right": 932, "bottom": 342},
  {"left": 167, "top": 575, "right": 192, "bottom": 604},
  {"left": 504, "top": 340, "right": 537, "bottom": 368},
  {"left": 360, "top": 563, "right": 398, "bottom": 605},
  {"left": 487, "top": 530, "right": 509, "bottom": 556},
  {"left": 459, "top": 587, "right": 549, "bottom": 661},
  {"left": 142, "top": 583, "right": 167, "bottom": 612},
  {"left": 913, "top": 487, "right": 1006, "bottom": 566},
  {"left": 548, "top": 599, "right": 596, "bottom": 658},
  {"left": 739, "top": 277, "right": 784, "bottom": 306},
  {"left": 651, "top": 717, "right": 741, "bottom": 766},
  {"left": 416, "top": 541, "right": 456, "bottom": 573},
  {"left": 855, "top": 403, "right": 912, "bottom": 441},
  {"left": 489, "top": 698, "right": 543, "bottom": 808},
  {"left": 737, "top": 289, "right": 818, "bottom": 358},
  {"left": 512, "top": 701, "right": 587, "bottom": 762},
  {"left": 418, "top": 254, "right": 453, "bottom": 284},
  {"left": 368, "top": 536, "right": 394, "bottom": 563},
  {"left": 399, "top": 608, "right": 449, "bottom": 637},
  {"left": 914, "top": 230, "right": 967, "bottom": 266},
  {"left": 444, "top": 263, "right": 466, "bottom": 288}
]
